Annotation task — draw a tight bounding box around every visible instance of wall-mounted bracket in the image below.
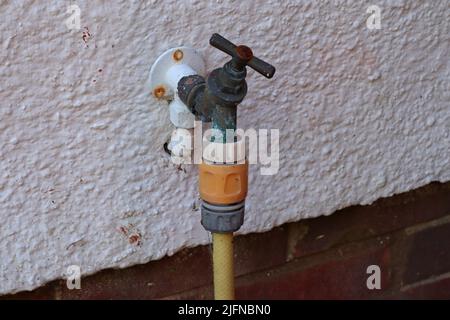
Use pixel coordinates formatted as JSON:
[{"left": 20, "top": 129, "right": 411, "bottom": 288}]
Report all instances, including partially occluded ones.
[
  {"left": 149, "top": 46, "right": 205, "bottom": 129},
  {"left": 149, "top": 47, "right": 205, "bottom": 162}
]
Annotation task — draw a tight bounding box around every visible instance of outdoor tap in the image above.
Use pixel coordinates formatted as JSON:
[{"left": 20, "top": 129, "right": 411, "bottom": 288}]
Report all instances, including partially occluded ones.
[
  {"left": 149, "top": 34, "right": 276, "bottom": 300},
  {"left": 177, "top": 33, "right": 276, "bottom": 141},
  {"left": 174, "top": 34, "right": 276, "bottom": 234}
]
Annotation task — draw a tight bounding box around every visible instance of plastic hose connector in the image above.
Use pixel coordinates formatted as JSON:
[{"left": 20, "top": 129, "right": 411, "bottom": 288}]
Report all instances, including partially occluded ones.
[
  {"left": 199, "top": 162, "right": 248, "bottom": 205},
  {"left": 201, "top": 201, "right": 245, "bottom": 233}
]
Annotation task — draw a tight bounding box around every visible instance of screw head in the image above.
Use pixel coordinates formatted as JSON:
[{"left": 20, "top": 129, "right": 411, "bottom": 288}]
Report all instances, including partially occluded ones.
[
  {"left": 153, "top": 86, "right": 166, "bottom": 98},
  {"left": 172, "top": 49, "right": 184, "bottom": 62}
]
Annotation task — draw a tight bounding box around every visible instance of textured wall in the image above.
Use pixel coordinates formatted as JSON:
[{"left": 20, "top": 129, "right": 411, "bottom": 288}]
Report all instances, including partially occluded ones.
[{"left": 0, "top": 0, "right": 449, "bottom": 294}]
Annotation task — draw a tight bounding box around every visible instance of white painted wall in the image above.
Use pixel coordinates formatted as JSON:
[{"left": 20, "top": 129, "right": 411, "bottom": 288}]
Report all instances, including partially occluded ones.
[{"left": 0, "top": 0, "right": 449, "bottom": 294}]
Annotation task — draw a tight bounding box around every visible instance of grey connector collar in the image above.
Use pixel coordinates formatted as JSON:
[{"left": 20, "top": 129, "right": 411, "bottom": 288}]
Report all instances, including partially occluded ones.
[{"left": 201, "top": 201, "right": 245, "bottom": 233}]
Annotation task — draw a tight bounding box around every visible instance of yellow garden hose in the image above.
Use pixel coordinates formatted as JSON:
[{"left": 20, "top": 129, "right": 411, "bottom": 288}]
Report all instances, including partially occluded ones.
[{"left": 212, "top": 232, "right": 235, "bottom": 300}]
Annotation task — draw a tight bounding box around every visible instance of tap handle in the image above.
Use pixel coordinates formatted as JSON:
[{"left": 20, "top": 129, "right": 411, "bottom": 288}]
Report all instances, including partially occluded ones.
[{"left": 209, "top": 33, "right": 275, "bottom": 79}]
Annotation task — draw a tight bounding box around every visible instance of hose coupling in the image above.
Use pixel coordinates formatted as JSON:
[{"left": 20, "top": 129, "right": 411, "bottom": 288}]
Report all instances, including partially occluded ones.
[
  {"left": 201, "top": 200, "right": 245, "bottom": 233},
  {"left": 199, "top": 161, "right": 248, "bottom": 233}
]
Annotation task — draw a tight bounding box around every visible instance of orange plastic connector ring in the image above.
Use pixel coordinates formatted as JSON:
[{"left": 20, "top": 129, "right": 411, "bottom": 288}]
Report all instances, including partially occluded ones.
[{"left": 199, "top": 162, "right": 248, "bottom": 205}]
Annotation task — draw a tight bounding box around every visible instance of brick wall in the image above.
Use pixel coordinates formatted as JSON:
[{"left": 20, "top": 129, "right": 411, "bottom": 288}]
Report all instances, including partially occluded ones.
[{"left": 3, "top": 181, "right": 450, "bottom": 300}]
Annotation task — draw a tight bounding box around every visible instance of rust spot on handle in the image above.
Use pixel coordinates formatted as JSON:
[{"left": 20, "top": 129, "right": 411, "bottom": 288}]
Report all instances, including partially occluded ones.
[{"left": 236, "top": 45, "right": 253, "bottom": 61}]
